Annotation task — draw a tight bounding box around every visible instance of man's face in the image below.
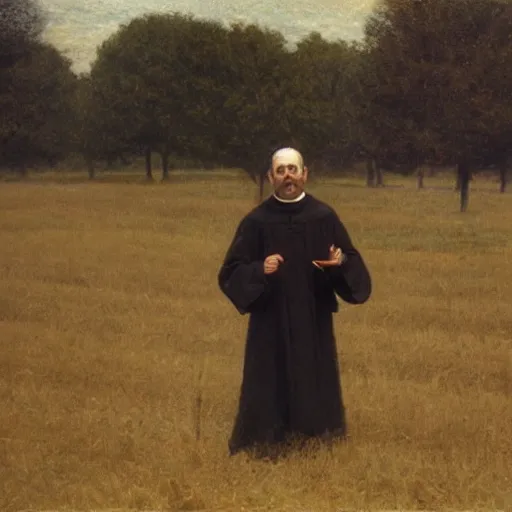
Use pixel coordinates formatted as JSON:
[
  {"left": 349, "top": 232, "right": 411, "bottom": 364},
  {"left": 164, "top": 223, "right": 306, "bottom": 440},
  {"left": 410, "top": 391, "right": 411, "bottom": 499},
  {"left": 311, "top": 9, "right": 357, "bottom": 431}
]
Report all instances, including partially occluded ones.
[{"left": 268, "top": 159, "right": 308, "bottom": 200}]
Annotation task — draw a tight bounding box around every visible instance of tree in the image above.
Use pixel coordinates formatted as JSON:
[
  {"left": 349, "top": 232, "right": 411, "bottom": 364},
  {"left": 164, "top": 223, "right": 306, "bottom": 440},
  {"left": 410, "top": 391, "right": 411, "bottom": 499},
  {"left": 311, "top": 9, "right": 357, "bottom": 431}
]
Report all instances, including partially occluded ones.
[
  {"left": 360, "top": 0, "right": 448, "bottom": 185},
  {"left": 469, "top": 2, "right": 512, "bottom": 193},
  {"left": 285, "top": 32, "right": 364, "bottom": 175},
  {"left": 202, "top": 22, "right": 295, "bottom": 200},
  {"left": 361, "top": 0, "right": 512, "bottom": 202},
  {"left": 0, "top": 42, "right": 77, "bottom": 173},
  {"left": 87, "top": 15, "right": 300, "bottom": 194},
  {"left": 0, "top": 0, "right": 46, "bottom": 68},
  {"left": 0, "top": 0, "right": 76, "bottom": 173},
  {"left": 72, "top": 75, "right": 132, "bottom": 179},
  {"left": 88, "top": 13, "right": 240, "bottom": 180}
]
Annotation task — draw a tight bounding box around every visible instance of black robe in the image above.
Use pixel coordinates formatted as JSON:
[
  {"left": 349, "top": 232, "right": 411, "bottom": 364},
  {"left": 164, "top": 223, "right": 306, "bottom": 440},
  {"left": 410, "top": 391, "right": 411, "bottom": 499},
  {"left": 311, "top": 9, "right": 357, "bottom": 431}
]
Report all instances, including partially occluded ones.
[{"left": 218, "top": 193, "right": 371, "bottom": 456}]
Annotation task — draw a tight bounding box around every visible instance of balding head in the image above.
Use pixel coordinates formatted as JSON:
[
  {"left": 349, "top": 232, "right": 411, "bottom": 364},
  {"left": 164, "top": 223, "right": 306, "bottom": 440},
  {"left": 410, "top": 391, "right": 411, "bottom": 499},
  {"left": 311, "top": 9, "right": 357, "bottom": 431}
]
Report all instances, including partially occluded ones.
[
  {"left": 271, "top": 148, "right": 304, "bottom": 174},
  {"left": 268, "top": 147, "right": 308, "bottom": 200}
]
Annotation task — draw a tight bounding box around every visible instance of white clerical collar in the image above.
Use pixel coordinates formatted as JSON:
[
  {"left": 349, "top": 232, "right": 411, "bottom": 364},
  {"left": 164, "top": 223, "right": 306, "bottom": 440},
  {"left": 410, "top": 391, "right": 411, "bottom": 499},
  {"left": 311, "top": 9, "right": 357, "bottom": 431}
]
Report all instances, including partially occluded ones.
[{"left": 273, "top": 191, "right": 306, "bottom": 203}]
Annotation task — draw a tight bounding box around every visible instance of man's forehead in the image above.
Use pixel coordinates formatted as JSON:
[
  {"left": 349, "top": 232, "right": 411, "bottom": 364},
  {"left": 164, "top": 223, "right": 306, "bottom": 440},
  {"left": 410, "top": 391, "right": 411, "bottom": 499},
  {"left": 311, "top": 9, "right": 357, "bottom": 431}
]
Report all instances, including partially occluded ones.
[{"left": 272, "top": 148, "right": 304, "bottom": 170}]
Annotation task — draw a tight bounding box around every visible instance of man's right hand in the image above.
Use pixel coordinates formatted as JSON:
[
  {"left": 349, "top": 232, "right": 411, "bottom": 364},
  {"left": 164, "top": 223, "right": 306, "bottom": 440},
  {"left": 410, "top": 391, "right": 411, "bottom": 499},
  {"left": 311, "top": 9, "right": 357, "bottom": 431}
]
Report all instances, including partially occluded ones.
[{"left": 263, "top": 254, "right": 284, "bottom": 275}]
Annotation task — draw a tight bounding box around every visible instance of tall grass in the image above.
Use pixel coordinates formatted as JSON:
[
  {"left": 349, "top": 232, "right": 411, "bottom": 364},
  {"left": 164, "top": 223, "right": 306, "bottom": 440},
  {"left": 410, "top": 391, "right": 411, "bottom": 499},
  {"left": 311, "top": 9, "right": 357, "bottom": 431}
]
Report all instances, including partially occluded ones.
[{"left": 0, "top": 173, "right": 510, "bottom": 511}]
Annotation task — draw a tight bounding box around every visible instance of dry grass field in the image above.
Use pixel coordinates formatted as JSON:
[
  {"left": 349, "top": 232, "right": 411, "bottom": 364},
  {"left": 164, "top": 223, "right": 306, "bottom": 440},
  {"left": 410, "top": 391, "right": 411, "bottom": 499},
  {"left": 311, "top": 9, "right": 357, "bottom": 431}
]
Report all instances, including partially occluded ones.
[{"left": 0, "top": 170, "right": 511, "bottom": 512}]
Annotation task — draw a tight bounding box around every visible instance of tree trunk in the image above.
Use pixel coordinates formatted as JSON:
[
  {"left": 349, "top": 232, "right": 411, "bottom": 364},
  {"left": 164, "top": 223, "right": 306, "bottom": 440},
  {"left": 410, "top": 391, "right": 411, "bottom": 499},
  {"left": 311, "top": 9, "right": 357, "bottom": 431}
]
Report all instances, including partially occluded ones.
[
  {"left": 119, "top": 153, "right": 130, "bottom": 166},
  {"left": 375, "top": 165, "right": 384, "bottom": 187},
  {"left": 417, "top": 167, "right": 424, "bottom": 189},
  {"left": 366, "top": 158, "right": 376, "bottom": 187},
  {"left": 19, "top": 162, "right": 28, "bottom": 179},
  {"left": 499, "top": 160, "right": 507, "bottom": 193},
  {"left": 454, "top": 166, "right": 461, "bottom": 191},
  {"left": 145, "top": 147, "right": 153, "bottom": 180},
  {"left": 161, "top": 149, "right": 170, "bottom": 181},
  {"left": 86, "top": 156, "right": 95, "bottom": 180},
  {"left": 457, "top": 161, "right": 471, "bottom": 212}
]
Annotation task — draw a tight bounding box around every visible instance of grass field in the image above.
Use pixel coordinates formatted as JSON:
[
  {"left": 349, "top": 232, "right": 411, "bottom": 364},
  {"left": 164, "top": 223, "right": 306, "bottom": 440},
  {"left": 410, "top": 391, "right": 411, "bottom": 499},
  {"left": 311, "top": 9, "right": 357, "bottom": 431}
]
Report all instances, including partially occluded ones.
[{"left": 0, "top": 171, "right": 511, "bottom": 511}]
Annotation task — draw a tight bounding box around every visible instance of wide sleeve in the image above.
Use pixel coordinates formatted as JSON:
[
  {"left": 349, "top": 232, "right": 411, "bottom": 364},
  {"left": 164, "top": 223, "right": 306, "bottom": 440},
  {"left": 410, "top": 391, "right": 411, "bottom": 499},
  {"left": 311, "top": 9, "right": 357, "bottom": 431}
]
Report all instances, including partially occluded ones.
[
  {"left": 324, "top": 212, "right": 372, "bottom": 305},
  {"left": 217, "top": 216, "right": 268, "bottom": 315}
]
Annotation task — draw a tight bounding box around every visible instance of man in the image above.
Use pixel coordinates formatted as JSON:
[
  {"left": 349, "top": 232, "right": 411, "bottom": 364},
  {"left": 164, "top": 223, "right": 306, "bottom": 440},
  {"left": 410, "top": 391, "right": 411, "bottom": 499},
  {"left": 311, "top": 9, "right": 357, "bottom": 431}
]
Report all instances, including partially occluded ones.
[{"left": 218, "top": 147, "right": 371, "bottom": 458}]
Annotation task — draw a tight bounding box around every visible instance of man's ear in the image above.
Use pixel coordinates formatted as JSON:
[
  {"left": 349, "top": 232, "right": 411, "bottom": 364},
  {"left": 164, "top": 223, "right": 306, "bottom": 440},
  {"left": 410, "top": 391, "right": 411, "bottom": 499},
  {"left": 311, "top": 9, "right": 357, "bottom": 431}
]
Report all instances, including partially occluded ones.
[
  {"left": 302, "top": 166, "right": 309, "bottom": 182},
  {"left": 267, "top": 168, "right": 274, "bottom": 184}
]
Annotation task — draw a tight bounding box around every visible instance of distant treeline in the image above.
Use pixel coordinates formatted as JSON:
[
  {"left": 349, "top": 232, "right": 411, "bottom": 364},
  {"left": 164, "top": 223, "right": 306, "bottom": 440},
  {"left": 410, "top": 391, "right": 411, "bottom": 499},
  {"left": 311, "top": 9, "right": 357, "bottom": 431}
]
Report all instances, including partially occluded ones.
[{"left": 1, "top": 0, "right": 511, "bottom": 193}]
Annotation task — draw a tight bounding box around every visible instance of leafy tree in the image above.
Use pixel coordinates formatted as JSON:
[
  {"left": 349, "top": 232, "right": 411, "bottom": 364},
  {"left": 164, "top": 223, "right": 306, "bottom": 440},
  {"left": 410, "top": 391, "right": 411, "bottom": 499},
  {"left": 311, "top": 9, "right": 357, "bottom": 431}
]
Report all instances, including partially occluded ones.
[
  {"left": 202, "top": 21, "right": 294, "bottom": 198},
  {"left": 88, "top": 13, "right": 233, "bottom": 180},
  {"left": 0, "top": 0, "right": 46, "bottom": 68},
  {"left": 87, "top": 14, "right": 294, "bottom": 194},
  {"left": 360, "top": 0, "right": 447, "bottom": 185},
  {"left": 467, "top": 2, "right": 512, "bottom": 192},
  {"left": 72, "top": 75, "right": 133, "bottom": 179},
  {"left": 361, "top": 0, "right": 512, "bottom": 199},
  {"left": 0, "top": 0, "right": 76, "bottom": 173},
  {"left": 0, "top": 42, "right": 77, "bottom": 173},
  {"left": 286, "top": 32, "right": 364, "bottom": 174}
]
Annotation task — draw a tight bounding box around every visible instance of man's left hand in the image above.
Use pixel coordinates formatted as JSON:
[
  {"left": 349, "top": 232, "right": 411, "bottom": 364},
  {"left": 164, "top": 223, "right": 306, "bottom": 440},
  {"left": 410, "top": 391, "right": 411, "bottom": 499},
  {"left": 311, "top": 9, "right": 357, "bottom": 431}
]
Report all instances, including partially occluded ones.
[{"left": 329, "top": 244, "right": 343, "bottom": 265}]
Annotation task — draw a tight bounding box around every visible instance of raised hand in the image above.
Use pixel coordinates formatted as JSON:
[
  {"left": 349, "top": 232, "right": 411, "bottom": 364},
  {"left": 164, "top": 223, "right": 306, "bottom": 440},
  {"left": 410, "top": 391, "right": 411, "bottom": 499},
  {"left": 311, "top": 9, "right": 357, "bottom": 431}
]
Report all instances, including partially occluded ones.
[
  {"left": 328, "top": 244, "right": 343, "bottom": 265},
  {"left": 264, "top": 254, "right": 284, "bottom": 275}
]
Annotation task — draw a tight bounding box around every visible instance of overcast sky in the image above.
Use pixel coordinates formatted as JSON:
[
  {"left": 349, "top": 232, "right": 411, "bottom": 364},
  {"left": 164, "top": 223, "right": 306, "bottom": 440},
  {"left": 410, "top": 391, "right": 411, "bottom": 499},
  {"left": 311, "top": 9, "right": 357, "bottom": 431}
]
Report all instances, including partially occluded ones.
[{"left": 40, "top": 0, "right": 377, "bottom": 73}]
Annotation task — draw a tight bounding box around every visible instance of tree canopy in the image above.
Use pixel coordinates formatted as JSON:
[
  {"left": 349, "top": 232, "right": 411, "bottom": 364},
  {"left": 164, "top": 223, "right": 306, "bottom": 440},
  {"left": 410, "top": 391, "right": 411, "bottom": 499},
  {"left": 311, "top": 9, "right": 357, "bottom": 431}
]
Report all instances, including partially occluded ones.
[
  {"left": 1, "top": 0, "right": 512, "bottom": 196},
  {"left": 362, "top": 0, "right": 512, "bottom": 170},
  {"left": 0, "top": 0, "right": 46, "bottom": 67},
  {"left": 0, "top": 1, "right": 76, "bottom": 172}
]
